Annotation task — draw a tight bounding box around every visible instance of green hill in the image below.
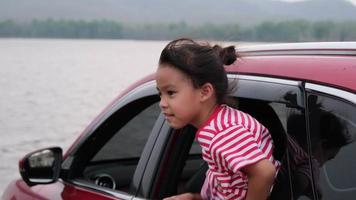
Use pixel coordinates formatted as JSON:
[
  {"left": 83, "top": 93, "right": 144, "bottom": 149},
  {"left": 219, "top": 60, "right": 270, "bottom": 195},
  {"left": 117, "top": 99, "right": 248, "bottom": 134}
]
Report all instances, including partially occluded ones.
[{"left": 1, "top": 0, "right": 356, "bottom": 26}]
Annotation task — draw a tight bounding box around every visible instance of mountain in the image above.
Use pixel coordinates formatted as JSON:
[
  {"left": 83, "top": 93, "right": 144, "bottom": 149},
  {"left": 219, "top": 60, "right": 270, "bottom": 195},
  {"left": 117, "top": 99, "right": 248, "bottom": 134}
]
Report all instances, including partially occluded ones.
[{"left": 1, "top": 0, "right": 356, "bottom": 26}]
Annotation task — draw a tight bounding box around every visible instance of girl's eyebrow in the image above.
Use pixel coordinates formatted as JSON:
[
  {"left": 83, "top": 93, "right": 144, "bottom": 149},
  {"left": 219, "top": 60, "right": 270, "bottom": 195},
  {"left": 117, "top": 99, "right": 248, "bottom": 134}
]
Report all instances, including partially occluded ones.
[{"left": 157, "top": 84, "right": 175, "bottom": 91}]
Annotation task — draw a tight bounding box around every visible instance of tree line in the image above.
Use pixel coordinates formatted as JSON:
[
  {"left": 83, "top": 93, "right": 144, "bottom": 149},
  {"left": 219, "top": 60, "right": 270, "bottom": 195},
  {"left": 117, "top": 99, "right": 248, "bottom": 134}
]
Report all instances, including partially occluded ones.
[{"left": 1, "top": 19, "right": 356, "bottom": 42}]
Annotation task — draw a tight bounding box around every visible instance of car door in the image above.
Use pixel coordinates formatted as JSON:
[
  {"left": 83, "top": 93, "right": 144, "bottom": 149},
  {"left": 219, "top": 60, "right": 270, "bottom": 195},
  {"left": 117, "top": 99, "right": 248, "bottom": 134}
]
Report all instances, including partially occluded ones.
[{"left": 56, "top": 80, "right": 163, "bottom": 199}]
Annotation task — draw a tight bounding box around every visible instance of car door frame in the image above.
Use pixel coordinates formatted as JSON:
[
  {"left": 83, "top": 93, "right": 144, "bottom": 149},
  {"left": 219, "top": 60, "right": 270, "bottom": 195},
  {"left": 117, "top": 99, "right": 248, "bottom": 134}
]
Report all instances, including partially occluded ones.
[{"left": 135, "top": 74, "right": 312, "bottom": 199}]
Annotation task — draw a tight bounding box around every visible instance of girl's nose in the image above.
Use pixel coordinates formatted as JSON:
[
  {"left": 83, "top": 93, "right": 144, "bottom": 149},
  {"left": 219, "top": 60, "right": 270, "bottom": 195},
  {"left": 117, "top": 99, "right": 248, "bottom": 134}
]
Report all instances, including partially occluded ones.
[{"left": 159, "top": 97, "right": 168, "bottom": 109}]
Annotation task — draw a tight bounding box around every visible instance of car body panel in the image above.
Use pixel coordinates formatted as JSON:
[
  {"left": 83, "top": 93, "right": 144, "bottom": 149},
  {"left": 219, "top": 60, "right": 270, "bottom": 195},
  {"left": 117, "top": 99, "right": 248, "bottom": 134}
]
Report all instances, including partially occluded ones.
[
  {"left": 2, "top": 180, "right": 118, "bottom": 200},
  {"left": 228, "top": 55, "right": 356, "bottom": 92}
]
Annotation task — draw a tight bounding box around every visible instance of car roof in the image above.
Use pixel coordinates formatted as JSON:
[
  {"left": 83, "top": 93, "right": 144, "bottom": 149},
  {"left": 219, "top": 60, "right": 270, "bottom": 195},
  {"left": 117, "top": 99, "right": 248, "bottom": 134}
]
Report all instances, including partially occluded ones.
[
  {"left": 226, "top": 42, "right": 356, "bottom": 93},
  {"left": 128, "top": 42, "right": 356, "bottom": 98},
  {"left": 236, "top": 42, "right": 356, "bottom": 56}
]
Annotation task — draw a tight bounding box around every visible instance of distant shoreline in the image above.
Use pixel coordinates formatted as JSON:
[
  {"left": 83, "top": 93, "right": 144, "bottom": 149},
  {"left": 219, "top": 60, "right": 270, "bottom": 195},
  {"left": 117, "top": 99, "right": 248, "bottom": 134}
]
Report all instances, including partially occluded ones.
[{"left": 1, "top": 19, "right": 356, "bottom": 42}]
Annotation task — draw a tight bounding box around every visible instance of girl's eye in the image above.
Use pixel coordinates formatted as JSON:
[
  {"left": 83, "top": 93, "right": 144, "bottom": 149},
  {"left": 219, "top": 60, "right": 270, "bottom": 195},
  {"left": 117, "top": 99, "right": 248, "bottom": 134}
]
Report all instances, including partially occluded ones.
[{"left": 167, "top": 90, "right": 176, "bottom": 96}]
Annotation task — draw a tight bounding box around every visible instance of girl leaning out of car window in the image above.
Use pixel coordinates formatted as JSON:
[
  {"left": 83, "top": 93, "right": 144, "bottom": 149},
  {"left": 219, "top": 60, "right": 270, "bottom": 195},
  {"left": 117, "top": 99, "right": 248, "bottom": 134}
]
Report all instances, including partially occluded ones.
[{"left": 155, "top": 38, "right": 280, "bottom": 200}]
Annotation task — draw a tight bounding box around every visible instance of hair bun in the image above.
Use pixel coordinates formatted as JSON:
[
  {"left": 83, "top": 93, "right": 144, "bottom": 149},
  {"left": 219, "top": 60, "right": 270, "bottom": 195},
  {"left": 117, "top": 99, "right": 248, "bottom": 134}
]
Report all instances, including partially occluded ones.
[{"left": 213, "top": 45, "right": 237, "bottom": 65}]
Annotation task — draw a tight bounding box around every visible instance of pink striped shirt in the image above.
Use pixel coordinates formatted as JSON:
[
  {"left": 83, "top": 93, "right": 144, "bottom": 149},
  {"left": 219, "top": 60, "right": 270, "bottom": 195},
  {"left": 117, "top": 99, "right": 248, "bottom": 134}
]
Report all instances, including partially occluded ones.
[{"left": 196, "top": 105, "right": 280, "bottom": 200}]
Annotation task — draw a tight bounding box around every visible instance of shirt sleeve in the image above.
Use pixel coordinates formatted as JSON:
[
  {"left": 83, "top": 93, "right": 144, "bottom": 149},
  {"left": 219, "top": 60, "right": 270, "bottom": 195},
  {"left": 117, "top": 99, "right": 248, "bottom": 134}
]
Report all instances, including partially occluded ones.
[{"left": 209, "top": 125, "right": 268, "bottom": 174}]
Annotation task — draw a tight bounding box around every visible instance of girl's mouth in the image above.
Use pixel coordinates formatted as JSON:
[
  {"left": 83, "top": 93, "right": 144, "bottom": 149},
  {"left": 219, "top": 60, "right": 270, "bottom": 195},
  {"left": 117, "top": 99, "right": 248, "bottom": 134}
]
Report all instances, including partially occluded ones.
[{"left": 164, "top": 113, "right": 174, "bottom": 120}]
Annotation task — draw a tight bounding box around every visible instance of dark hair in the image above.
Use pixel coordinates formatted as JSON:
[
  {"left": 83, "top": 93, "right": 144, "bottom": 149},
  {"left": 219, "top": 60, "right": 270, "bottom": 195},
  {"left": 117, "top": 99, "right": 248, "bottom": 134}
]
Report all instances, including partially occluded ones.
[{"left": 158, "top": 38, "right": 237, "bottom": 104}]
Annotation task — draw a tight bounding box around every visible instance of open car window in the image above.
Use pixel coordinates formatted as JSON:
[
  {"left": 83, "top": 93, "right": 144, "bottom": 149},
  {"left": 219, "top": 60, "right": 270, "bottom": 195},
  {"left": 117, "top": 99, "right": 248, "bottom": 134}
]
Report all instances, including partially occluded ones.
[{"left": 152, "top": 75, "right": 305, "bottom": 199}]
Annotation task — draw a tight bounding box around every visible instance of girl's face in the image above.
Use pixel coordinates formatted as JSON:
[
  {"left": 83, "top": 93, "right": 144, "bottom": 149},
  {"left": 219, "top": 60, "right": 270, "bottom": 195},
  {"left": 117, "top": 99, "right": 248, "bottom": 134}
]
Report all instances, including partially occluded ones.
[{"left": 156, "top": 64, "right": 204, "bottom": 129}]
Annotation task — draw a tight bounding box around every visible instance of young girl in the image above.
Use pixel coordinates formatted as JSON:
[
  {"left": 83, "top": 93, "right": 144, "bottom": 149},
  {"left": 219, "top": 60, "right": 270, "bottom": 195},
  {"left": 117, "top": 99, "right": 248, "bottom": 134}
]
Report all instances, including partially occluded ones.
[{"left": 156, "top": 38, "right": 280, "bottom": 200}]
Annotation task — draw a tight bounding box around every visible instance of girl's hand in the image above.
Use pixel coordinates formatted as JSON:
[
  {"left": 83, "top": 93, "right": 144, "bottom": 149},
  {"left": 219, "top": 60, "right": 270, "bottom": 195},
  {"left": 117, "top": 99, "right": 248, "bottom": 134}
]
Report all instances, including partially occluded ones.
[{"left": 163, "top": 193, "right": 202, "bottom": 200}]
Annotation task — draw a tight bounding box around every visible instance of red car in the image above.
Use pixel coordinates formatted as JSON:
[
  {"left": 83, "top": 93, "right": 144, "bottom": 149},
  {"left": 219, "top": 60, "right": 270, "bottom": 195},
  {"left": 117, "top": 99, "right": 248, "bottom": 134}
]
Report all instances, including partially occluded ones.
[{"left": 2, "top": 42, "right": 356, "bottom": 200}]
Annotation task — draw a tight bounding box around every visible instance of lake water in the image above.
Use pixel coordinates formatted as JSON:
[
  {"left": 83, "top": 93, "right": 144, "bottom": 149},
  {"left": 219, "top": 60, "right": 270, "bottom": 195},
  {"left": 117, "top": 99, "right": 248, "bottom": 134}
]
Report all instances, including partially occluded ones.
[
  {"left": 0, "top": 38, "right": 169, "bottom": 194},
  {"left": 0, "top": 38, "right": 242, "bottom": 194}
]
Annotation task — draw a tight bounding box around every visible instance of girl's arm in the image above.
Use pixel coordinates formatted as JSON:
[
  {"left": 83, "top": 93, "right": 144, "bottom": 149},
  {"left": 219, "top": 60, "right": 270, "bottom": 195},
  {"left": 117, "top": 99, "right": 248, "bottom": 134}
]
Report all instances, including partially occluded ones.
[
  {"left": 163, "top": 193, "right": 202, "bottom": 200},
  {"left": 243, "top": 159, "right": 276, "bottom": 200}
]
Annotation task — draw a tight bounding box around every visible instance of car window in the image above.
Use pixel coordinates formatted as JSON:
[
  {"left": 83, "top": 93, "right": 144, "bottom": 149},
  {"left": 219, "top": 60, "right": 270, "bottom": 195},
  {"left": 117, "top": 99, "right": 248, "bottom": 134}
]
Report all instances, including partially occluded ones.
[
  {"left": 150, "top": 76, "right": 309, "bottom": 199},
  {"left": 180, "top": 97, "right": 306, "bottom": 199},
  {"left": 233, "top": 77, "right": 316, "bottom": 200},
  {"left": 237, "top": 98, "right": 308, "bottom": 200},
  {"left": 278, "top": 107, "right": 315, "bottom": 200},
  {"left": 307, "top": 93, "right": 356, "bottom": 200},
  {"left": 175, "top": 76, "right": 306, "bottom": 199},
  {"left": 92, "top": 102, "right": 160, "bottom": 161},
  {"left": 77, "top": 95, "right": 161, "bottom": 194}
]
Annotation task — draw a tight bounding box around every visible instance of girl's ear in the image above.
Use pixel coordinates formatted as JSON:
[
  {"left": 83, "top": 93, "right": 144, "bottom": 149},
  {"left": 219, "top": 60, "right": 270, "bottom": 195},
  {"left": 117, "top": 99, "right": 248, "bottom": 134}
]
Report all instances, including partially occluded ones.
[{"left": 200, "top": 83, "right": 215, "bottom": 102}]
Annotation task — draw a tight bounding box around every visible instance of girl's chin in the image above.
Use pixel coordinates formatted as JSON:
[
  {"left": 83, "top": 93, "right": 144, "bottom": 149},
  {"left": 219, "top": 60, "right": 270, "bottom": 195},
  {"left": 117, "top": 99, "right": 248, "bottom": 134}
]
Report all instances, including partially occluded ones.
[
  {"left": 169, "top": 124, "right": 184, "bottom": 129},
  {"left": 167, "top": 121, "right": 186, "bottom": 129}
]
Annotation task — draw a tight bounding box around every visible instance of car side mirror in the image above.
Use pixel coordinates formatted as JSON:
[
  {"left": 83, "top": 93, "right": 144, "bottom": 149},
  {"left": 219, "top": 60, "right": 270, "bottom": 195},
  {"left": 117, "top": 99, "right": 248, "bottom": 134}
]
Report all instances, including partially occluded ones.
[{"left": 19, "top": 147, "right": 62, "bottom": 186}]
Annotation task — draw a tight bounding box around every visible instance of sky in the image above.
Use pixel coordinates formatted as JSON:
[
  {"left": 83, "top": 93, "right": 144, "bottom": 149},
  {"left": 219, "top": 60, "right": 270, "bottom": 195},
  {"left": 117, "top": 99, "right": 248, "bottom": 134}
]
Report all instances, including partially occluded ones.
[
  {"left": 279, "top": 0, "right": 308, "bottom": 2},
  {"left": 279, "top": 0, "right": 356, "bottom": 6}
]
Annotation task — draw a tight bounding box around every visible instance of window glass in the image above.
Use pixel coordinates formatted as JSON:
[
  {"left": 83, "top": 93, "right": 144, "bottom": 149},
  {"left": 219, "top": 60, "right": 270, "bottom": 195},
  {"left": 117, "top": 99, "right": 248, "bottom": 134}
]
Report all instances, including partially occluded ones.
[
  {"left": 92, "top": 101, "right": 160, "bottom": 161},
  {"left": 307, "top": 93, "right": 356, "bottom": 200},
  {"left": 284, "top": 107, "right": 316, "bottom": 200},
  {"left": 82, "top": 98, "right": 160, "bottom": 193},
  {"left": 270, "top": 102, "right": 288, "bottom": 130}
]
